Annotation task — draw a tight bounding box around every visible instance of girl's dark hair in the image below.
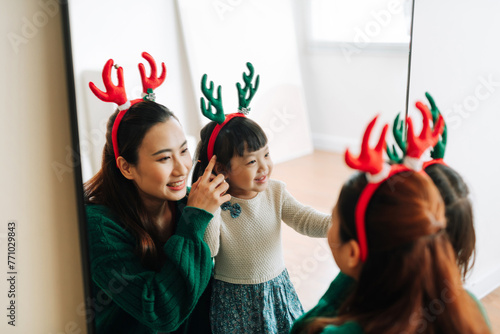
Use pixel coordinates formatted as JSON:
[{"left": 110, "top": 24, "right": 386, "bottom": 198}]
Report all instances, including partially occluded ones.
[
  {"left": 192, "top": 116, "right": 267, "bottom": 182},
  {"left": 425, "top": 163, "right": 475, "bottom": 280},
  {"left": 84, "top": 101, "right": 177, "bottom": 270},
  {"left": 304, "top": 171, "right": 489, "bottom": 334}
]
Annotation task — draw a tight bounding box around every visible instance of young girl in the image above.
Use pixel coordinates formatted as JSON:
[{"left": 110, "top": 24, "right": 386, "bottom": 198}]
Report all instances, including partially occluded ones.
[
  {"left": 192, "top": 63, "right": 331, "bottom": 333},
  {"left": 291, "top": 108, "right": 491, "bottom": 333},
  {"left": 84, "top": 53, "right": 230, "bottom": 333}
]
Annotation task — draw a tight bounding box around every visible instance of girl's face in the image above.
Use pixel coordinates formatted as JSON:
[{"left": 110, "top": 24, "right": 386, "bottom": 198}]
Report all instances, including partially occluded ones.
[
  {"left": 225, "top": 145, "right": 273, "bottom": 199},
  {"left": 127, "top": 119, "right": 192, "bottom": 205}
]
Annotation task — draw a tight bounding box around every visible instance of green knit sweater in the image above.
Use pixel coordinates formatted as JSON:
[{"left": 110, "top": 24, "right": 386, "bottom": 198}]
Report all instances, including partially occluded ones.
[
  {"left": 85, "top": 197, "right": 214, "bottom": 334},
  {"left": 290, "top": 272, "right": 362, "bottom": 334},
  {"left": 290, "top": 272, "right": 491, "bottom": 334}
]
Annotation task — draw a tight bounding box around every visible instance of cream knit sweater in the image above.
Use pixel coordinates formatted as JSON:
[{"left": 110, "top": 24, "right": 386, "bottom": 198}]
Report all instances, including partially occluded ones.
[{"left": 204, "top": 179, "right": 331, "bottom": 284}]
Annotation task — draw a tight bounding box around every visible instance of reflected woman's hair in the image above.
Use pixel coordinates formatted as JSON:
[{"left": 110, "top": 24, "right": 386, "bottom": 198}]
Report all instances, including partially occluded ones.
[
  {"left": 425, "top": 163, "right": 476, "bottom": 280},
  {"left": 305, "top": 171, "right": 488, "bottom": 333}
]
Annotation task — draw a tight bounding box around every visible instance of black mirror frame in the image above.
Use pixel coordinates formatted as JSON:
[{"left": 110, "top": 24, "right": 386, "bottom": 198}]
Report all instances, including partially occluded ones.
[{"left": 60, "top": 2, "right": 96, "bottom": 333}]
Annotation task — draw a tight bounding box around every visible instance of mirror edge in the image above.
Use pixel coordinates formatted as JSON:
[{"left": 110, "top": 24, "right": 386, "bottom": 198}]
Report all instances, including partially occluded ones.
[
  {"left": 403, "top": 0, "right": 416, "bottom": 142},
  {"left": 60, "top": 2, "right": 96, "bottom": 333}
]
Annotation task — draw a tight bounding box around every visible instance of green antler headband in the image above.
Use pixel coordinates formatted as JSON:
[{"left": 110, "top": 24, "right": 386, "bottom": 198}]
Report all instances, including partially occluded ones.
[
  {"left": 200, "top": 62, "right": 260, "bottom": 160},
  {"left": 425, "top": 92, "right": 448, "bottom": 160},
  {"left": 387, "top": 92, "right": 448, "bottom": 168},
  {"left": 386, "top": 112, "right": 407, "bottom": 164},
  {"left": 236, "top": 62, "right": 260, "bottom": 114}
]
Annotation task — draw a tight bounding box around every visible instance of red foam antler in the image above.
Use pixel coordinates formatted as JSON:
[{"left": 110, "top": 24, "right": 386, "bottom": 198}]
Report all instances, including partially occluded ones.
[
  {"left": 89, "top": 59, "right": 128, "bottom": 106},
  {"left": 406, "top": 102, "right": 445, "bottom": 159},
  {"left": 345, "top": 116, "right": 389, "bottom": 175},
  {"left": 138, "top": 52, "right": 166, "bottom": 93}
]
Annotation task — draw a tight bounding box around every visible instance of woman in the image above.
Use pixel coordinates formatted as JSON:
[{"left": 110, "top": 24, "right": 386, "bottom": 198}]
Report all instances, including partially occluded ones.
[
  {"left": 291, "top": 114, "right": 490, "bottom": 333},
  {"left": 84, "top": 101, "right": 230, "bottom": 333}
]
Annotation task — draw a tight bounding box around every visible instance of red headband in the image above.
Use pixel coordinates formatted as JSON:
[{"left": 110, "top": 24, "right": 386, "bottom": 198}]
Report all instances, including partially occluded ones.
[
  {"left": 345, "top": 116, "right": 410, "bottom": 261},
  {"left": 200, "top": 62, "right": 260, "bottom": 160},
  {"left": 207, "top": 113, "right": 246, "bottom": 160},
  {"left": 423, "top": 158, "right": 447, "bottom": 169},
  {"left": 89, "top": 52, "right": 166, "bottom": 166},
  {"left": 345, "top": 104, "right": 445, "bottom": 262}
]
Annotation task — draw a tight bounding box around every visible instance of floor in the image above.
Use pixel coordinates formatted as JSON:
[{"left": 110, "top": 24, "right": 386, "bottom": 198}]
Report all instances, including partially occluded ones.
[{"left": 274, "top": 150, "right": 499, "bottom": 332}]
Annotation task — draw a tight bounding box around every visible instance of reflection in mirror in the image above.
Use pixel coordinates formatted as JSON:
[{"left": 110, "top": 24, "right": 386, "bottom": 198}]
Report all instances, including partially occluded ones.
[
  {"left": 63, "top": 0, "right": 414, "bottom": 331},
  {"left": 407, "top": 0, "right": 500, "bottom": 325}
]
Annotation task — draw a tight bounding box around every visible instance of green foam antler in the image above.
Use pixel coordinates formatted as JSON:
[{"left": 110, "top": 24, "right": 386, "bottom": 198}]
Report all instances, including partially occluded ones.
[
  {"left": 236, "top": 62, "right": 260, "bottom": 113},
  {"left": 386, "top": 112, "right": 407, "bottom": 163},
  {"left": 425, "top": 92, "right": 447, "bottom": 159},
  {"left": 200, "top": 74, "right": 225, "bottom": 124}
]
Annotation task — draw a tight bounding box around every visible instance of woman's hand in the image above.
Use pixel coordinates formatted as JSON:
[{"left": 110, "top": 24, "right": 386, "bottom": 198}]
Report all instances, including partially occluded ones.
[{"left": 187, "top": 156, "right": 231, "bottom": 214}]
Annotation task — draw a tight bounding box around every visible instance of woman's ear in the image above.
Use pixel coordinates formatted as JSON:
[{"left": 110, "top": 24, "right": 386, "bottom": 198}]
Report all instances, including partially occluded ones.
[
  {"left": 345, "top": 240, "right": 363, "bottom": 279},
  {"left": 117, "top": 156, "right": 134, "bottom": 180}
]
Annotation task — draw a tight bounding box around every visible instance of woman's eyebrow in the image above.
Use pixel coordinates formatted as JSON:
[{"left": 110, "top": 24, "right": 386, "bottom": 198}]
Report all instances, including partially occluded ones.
[{"left": 152, "top": 140, "right": 188, "bottom": 156}]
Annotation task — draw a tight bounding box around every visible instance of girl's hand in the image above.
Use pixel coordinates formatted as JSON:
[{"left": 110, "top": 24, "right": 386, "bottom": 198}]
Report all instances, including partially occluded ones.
[{"left": 187, "top": 156, "right": 231, "bottom": 214}]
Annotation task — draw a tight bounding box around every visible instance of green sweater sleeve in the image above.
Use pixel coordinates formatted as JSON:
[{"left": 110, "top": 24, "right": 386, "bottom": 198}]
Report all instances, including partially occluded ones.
[
  {"left": 86, "top": 203, "right": 214, "bottom": 332},
  {"left": 321, "top": 322, "right": 364, "bottom": 333},
  {"left": 290, "top": 272, "right": 356, "bottom": 334},
  {"left": 467, "top": 290, "right": 492, "bottom": 330}
]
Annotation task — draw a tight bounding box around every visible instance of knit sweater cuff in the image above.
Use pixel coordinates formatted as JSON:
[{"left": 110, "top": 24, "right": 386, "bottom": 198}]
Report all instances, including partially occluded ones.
[{"left": 176, "top": 206, "right": 213, "bottom": 239}]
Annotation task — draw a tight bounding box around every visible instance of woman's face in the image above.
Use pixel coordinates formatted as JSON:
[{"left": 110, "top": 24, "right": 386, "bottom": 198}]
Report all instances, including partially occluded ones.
[
  {"left": 328, "top": 204, "right": 361, "bottom": 279},
  {"left": 128, "top": 119, "right": 192, "bottom": 205},
  {"left": 328, "top": 205, "right": 345, "bottom": 267}
]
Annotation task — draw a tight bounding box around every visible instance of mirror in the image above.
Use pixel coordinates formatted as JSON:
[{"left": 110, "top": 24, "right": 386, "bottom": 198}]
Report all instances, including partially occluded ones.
[
  {"left": 407, "top": 0, "right": 500, "bottom": 311},
  {"left": 61, "top": 0, "right": 414, "bottom": 331}
]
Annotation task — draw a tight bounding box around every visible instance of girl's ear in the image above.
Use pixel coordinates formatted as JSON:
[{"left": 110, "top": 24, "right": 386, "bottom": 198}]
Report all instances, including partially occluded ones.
[
  {"left": 117, "top": 156, "right": 135, "bottom": 180},
  {"left": 214, "top": 162, "right": 228, "bottom": 176}
]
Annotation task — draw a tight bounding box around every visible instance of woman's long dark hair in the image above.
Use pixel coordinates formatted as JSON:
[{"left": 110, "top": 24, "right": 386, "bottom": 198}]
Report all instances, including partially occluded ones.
[
  {"left": 425, "top": 163, "right": 475, "bottom": 280},
  {"left": 304, "top": 171, "right": 489, "bottom": 334},
  {"left": 84, "top": 101, "right": 177, "bottom": 270},
  {"left": 192, "top": 116, "right": 267, "bottom": 182}
]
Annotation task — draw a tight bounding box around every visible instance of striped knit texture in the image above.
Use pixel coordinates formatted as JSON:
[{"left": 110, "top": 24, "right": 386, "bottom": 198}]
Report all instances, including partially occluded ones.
[{"left": 86, "top": 199, "right": 213, "bottom": 334}]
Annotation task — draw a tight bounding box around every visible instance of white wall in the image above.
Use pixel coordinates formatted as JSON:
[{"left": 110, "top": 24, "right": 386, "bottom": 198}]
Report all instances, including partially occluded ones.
[
  {"left": 68, "top": 0, "right": 198, "bottom": 180},
  {"left": 293, "top": 0, "right": 411, "bottom": 153},
  {"left": 69, "top": 0, "right": 314, "bottom": 179},
  {"left": 408, "top": 0, "right": 500, "bottom": 298},
  {"left": 1, "top": 1, "right": 87, "bottom": 332}
]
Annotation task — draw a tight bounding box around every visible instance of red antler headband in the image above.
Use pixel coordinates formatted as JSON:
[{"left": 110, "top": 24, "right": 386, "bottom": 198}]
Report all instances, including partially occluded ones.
[
  {"left": 403, "top": 101, "right": 444, "bottom": 170},
  {"left": 89, "top": 52, "right": 166, "bottom": 167},
  {"left": 387, "top": 92, "right": 447, "bottom": 169},
  {"left": 200, "top": 62, "right": 260, "bottom": 160},
  {"left": 344, "top": 104, "right": 445, "bottom": 262},
  {"left": 345, "top": 116, "right": 411, "bottom": 261}
]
